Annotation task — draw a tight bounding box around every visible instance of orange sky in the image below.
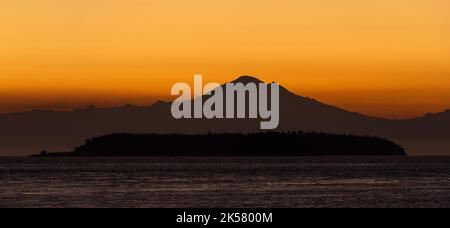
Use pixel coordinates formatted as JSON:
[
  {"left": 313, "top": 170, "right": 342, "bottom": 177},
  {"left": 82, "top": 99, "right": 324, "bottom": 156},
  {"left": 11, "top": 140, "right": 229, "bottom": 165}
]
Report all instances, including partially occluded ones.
[{"left": 0, "top": 0, "right": 449, "bottom": 118}]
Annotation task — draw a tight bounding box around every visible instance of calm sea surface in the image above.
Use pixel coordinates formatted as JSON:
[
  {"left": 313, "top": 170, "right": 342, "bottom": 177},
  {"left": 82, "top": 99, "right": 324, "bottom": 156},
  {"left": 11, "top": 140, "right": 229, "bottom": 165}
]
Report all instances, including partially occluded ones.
[{"left": 0, "top": 157, "right": 449, "bottom": 208}]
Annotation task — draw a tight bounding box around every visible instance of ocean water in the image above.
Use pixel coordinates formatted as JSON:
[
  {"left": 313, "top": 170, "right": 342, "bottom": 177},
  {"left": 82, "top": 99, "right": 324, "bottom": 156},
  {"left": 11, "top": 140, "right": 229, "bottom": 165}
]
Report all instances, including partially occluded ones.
[{"left": 0, "top": 156, "right": 449, "bottom": 208}]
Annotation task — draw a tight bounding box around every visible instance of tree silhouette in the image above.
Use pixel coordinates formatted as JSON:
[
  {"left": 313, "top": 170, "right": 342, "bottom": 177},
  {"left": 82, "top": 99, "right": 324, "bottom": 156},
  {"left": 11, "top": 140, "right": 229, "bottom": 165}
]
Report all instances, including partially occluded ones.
[{"left": 47, "top": 132, "right": 409, "bottom": 157}]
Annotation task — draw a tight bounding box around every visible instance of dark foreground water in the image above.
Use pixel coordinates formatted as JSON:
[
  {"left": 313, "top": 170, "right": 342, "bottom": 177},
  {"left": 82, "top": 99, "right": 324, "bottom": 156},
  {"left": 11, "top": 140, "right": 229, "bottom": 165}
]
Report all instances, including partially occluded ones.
[{"left": 0, "top": 157, "right": 449, "bottom": 208}]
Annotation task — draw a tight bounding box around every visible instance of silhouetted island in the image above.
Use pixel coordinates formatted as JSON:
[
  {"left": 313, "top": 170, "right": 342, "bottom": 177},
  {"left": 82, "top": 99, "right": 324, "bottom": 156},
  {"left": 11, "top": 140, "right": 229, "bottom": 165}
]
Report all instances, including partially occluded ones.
[{"left": 34, "top": 132, "right": 407, "bottom": 157}]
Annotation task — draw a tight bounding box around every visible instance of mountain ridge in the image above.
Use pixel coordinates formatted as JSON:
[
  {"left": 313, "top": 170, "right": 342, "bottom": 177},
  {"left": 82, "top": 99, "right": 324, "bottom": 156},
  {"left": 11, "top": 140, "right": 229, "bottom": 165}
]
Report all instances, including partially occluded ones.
[{"left": 0, "top": 76, "right": 449, "bottom": 156}]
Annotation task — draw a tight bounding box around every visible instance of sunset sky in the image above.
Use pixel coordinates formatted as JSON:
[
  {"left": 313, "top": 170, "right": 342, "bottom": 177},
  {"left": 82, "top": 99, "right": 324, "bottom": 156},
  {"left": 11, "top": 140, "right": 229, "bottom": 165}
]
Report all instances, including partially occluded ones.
[{"left": 1, "top": 0, "right": 449, "bottom": 118}]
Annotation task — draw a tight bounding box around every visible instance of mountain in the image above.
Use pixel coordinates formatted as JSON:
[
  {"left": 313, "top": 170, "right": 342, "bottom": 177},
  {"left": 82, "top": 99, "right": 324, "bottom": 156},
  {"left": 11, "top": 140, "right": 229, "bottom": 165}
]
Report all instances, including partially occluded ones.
[{"left": 0, "top": 76, "right": 449, "bottom": 156}]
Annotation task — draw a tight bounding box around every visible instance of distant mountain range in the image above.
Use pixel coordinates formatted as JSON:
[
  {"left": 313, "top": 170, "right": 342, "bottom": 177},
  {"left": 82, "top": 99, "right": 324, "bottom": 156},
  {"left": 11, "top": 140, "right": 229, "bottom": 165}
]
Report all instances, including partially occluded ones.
[{"left": 1, "top": 76, "right": 449, "bottom": 156}]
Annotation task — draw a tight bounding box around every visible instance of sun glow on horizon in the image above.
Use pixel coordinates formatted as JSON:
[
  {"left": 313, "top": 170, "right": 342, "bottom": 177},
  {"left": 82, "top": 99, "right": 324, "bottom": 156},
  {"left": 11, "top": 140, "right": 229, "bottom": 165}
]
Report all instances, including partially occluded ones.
[{"left": 1, "top": 0, "right": 449, "bottom": 118}]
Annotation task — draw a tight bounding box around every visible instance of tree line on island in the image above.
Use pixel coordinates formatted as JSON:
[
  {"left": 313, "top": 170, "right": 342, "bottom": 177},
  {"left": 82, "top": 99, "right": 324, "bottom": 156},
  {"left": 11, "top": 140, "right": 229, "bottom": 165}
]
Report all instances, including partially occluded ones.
[{"left": 36, "top": 132, "right": 407, "bottom": 157}]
